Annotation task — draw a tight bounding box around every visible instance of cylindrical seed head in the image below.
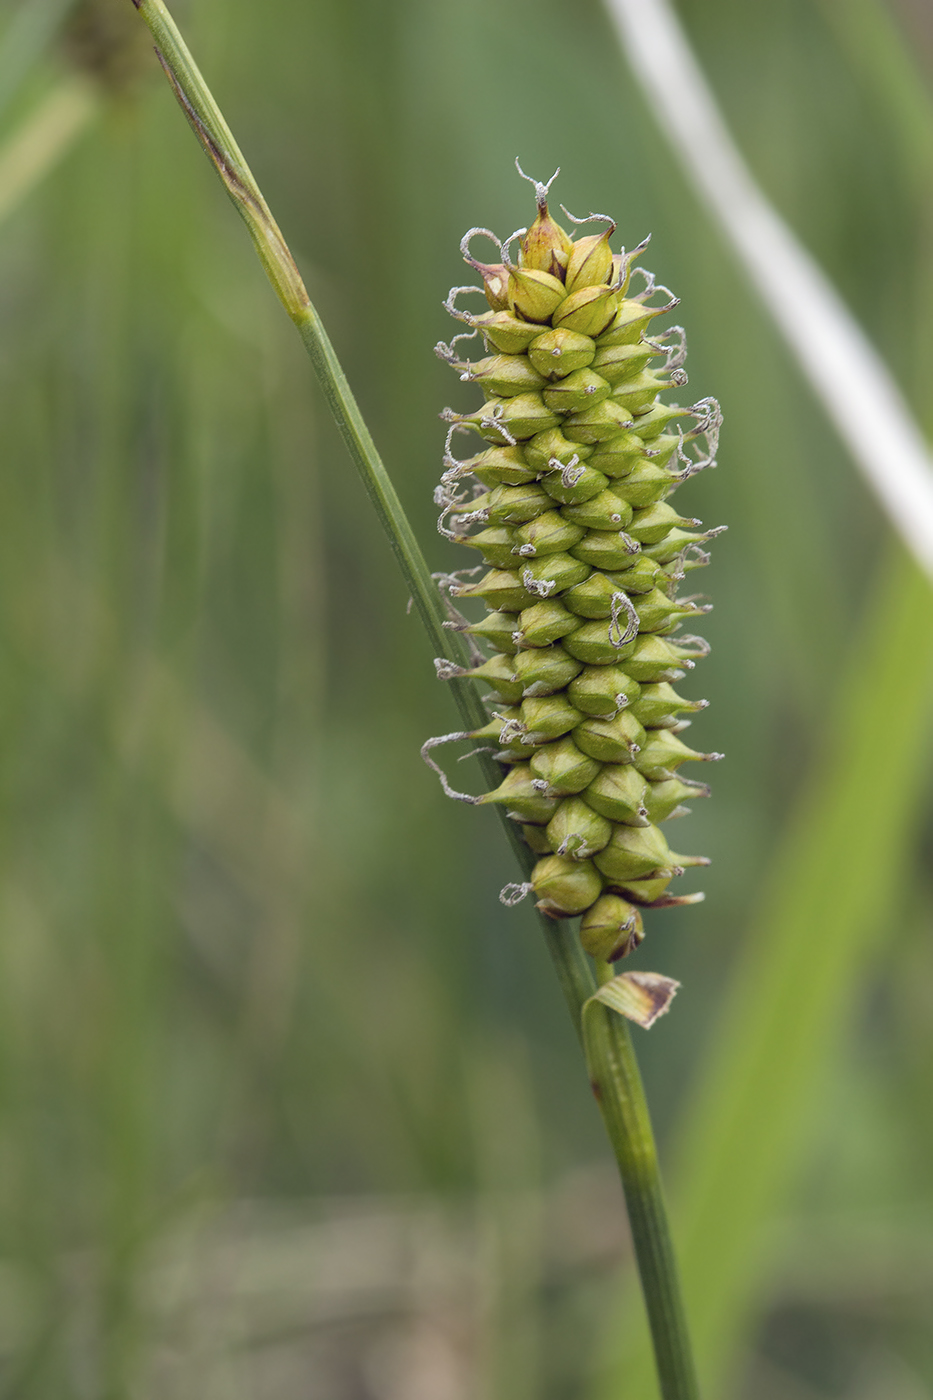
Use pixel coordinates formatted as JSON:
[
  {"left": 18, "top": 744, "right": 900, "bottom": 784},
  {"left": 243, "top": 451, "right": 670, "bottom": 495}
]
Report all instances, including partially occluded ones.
[{"left": 439, "top": 183, "right": 719, "bottom": 957}]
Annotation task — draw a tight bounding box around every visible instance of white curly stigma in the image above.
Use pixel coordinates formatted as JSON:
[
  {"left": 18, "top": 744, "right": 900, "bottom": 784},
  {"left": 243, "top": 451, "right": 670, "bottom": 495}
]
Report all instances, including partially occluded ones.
[{"left": 514, "top": 158, "right": 560, "bottom": 211}]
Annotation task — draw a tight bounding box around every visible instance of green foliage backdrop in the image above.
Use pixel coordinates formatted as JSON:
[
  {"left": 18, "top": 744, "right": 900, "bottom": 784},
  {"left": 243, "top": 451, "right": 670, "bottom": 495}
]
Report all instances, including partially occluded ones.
[{"left": 0, "top": 0, "right": 930, "bottom": 1395}]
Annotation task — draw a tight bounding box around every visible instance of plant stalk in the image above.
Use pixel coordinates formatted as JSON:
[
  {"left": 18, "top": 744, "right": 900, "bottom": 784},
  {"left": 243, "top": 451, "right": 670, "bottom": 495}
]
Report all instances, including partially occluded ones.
[
  {"left": 587, "top": 961, "right": 700, "bottom": 1400},
  {"left": 129, "top": 2, "right": 698, "bottom": 1392}
]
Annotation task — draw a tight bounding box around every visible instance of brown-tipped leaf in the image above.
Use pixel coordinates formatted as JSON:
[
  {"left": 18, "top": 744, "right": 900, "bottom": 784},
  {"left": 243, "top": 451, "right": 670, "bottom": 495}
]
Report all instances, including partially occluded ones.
[{"left": 590, "top": 971, "right": 680, "bottom": 1029}]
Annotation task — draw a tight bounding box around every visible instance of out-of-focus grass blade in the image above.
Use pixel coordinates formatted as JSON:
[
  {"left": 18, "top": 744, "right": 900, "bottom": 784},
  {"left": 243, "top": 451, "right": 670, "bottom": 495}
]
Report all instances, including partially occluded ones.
[
  {"left": 0, "top": 75, "right": 97, "bottom": 226},
  {"left": 593, "top": 550, "right": 933, "bottom": 1397},
  {"left": 814, "top": 0, "right": 933, "bottom": 192},
  {"left": 0, "top": 0, "right": 78, "bottom": 123},
  {"left": 665, "top": 556, "right": 933, "bottom": 1387},
  {"left": 602, "top": 0, "right": 933, "bottom": 578}
]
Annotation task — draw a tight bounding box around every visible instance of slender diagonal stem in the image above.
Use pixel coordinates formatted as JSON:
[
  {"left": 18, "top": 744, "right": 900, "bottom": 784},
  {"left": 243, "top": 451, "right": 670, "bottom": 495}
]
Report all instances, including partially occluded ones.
[
  {"left": 542, "top": 922, "right": 701, "bottom": 1400},
  {"left": 128, "top": 2, "right": 698, "bottom": 1392},
  {"left": 586, "top": 974, "right": 699, "bottom": 1400}
]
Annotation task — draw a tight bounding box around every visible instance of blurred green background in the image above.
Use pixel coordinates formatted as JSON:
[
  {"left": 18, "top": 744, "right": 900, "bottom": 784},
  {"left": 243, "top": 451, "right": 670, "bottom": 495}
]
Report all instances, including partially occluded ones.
[{"left": 0, "top": 0, "right": 931, "bottom": 1395}]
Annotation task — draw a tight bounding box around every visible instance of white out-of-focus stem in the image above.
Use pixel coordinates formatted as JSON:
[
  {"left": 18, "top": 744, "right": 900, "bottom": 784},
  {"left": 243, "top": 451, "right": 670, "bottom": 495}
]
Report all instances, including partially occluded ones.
[{"left": 605, "top": 0, "right": 933, "bottom": 581}]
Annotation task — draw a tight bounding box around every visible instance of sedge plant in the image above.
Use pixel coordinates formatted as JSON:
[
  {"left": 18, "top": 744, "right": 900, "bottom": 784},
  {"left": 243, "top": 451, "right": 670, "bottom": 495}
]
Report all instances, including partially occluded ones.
[{"left": 127, "top": 1, "right": 712, "bottom": 1394}]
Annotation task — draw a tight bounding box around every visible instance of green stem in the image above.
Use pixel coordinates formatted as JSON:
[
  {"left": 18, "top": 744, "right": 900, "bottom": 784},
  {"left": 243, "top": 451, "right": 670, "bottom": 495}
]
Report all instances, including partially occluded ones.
[
  {"left": 129, "top": 3, "right": 698, "bottom": 1392},
  {"left": 132, "top": 1, "right": 469, "bottom": 696},
  {"left": 548, "top": 936, "right": 699, "bottom": 1397},
  {"left": 586, "top": 961, "right": 700, "bottom": 1400},
  {"left": 540, "top": 918, "right": 598, "bottom": 1036}
]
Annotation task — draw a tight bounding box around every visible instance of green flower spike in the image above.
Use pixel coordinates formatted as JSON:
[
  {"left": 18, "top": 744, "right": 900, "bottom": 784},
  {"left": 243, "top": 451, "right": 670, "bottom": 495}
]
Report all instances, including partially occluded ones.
[{"left": 427, "top": 166, "right": 724, "bottom": 1030}]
